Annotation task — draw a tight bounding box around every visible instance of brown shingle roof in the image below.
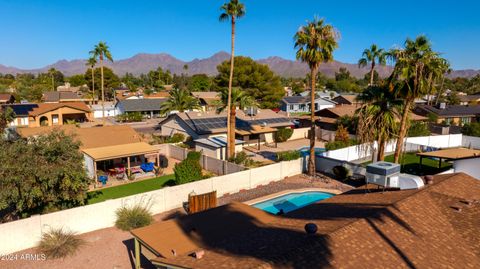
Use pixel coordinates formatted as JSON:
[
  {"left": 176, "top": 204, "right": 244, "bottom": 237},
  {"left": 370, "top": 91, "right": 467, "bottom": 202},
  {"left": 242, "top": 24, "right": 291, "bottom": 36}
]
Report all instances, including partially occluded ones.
[{"left": 133, "top": 173, "right": 480, "bottom": 269}]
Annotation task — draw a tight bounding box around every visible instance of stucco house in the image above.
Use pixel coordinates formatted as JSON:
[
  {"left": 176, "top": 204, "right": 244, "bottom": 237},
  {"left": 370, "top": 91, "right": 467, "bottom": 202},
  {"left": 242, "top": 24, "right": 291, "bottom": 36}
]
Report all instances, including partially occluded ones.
[
  {"left": 280, "top": 95, "right": 336, "bottom": 114},
  {"left": 413, "top": 104, "right": 480, "bottom": 126},
  {"left": 115, "top": 99, "right": 167, "bottom": 118}
]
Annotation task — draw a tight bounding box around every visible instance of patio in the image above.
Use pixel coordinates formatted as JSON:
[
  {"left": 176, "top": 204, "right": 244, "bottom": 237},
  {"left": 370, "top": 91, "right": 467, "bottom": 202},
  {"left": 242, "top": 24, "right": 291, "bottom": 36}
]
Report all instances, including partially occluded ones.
[{"left": 244, "top": 138, "right": 326, "bottom": 161}]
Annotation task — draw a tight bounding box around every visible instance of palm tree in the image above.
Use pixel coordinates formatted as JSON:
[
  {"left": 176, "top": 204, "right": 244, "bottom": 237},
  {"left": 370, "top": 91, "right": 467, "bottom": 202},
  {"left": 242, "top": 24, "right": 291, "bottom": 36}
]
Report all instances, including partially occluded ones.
[
  {"left": 388, "top": 35, "right": 439, "bottom": 163},
  {"left": 48, "top": 68, "right": 57, "bottom": 91},
  {"left": 356, "top": 85, "right": 401, "bottom": 161},
  {"left": 160, "top": 88, "right": 200, "bottom": 114},
  {"left": 294, "top": 17, "right": 339, "bottom": 175},
  {"left": 219, "top": 0, "right": 245, "bottom": 159},
  {"left": 89, "top": 42, "right": 113, "bottom": 125},
  {"left": 86, "top": 57, "right": 97, "bottom": 105},
  {"left": 217, "top": 87, "right": 258, "bottom": 143},
  {"left": 358, "top": 44, "right": 386, "bottom": 85},
  {"left": 434, "top": 62, "right": 452, "bottom": 105}
]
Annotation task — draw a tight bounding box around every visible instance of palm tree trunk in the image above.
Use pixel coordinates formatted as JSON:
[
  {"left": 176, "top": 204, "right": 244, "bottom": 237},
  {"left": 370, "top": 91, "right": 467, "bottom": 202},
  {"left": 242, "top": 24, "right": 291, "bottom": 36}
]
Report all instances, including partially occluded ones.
[
  {"left": 226, "top": 16, "right": 236, "bottom": 159},
  {"left": 308, "top": 66, "right": 317, "bottom": 176},
  {"left": 229, "top": 105, "right": 236, "bottom": 159},
  {"left": 101, "top": 56, "right": 105, "bottom": 125},
  {"left": 393, "top": 98, "right": 413, "bottom": 163},
  {"left": 435, "top": 76, "right": 445, "bottom": 105},
  {"left": 91, "top": 67, "right": 95, "bottom": 105},
  {"left": 369, "top": 61, "right": 375, "bottom": 85},
  {"left": 377, "top": 137, "right": 386, "bottom": 161},
  {"left": 51, "top": 75, "right": 55, "bottom": 91}
]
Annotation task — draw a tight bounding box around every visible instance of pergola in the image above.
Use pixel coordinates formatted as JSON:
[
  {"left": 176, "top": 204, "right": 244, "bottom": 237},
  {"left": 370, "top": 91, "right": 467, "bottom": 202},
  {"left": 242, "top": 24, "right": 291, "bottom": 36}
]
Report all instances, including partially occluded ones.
[
  {"left": 416, "top": 147, "right": 480, "bottom": 168},
  {"left": 235, "top": 124, "right": 278, "bottom": 150},
  {"left": 82, "top": 142, "right": 160, "bottom": 179}
]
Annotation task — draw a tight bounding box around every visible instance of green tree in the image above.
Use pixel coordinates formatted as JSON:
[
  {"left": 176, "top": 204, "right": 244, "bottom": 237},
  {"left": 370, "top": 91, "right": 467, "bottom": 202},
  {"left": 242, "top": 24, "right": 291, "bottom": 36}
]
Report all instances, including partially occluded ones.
[
  {"left": 215, "top": 56, "right": 284, "bottom": 108},
  {"left": 388, "top": 35, "right": 440, "bottom": 163},
  {"left": 294, "top": 17, "right": 339, "bottom": 175},
  {"left": 67, "top": 74, "right": 87, "bottom": 87},
  {"left": 84, "top": 67, "right": 120, "bottom": 100},
  {"left": 0, "top": 106, "right": 15, "bottom": 130},
  {"left": 356, "top": 85, "right": 402, "bottom": 161},
  {"left": 462, "top": 122, "right": 480, "bottom": 137},
  {"left": 160, "top": 88, "right": 200, "bottom": 114},
  {"left": 219, "top": 0, "right": 245, "bottom": 159},
  {"left": 90, "top": 41, "right": 113, "bottom": 125},
  {"left": 86, "top": 57, "right": 97, "bottom": 104},
  {"left": 447, "top": 91, "right": 461, "bottom": 105},
  {"left": 188, "top": 74, "right": 212, "bottom": 91},
  {"left": 0, "top": 131, "right": 90, "bottom": 221},
  {"left": 48, "top": 68, "right": 57, "bottom": 91},
  {"left": 358, "top": 44, "right": 387, "bottom": 85},
  {"left": 407, "top": 121, "right": 431, "bottom": 137}
]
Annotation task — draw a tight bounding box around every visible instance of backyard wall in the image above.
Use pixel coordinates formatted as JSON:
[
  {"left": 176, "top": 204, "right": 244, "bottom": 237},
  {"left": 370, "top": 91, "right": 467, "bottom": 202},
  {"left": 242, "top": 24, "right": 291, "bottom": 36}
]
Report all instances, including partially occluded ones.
[
  {"left": 0, "top": 158, "right": 304, "bottom": 255},
  {"left": 289, "top": 127, "right": 310, "bottom": 140},
  {"left": 462, "top": 135, "right": 480, "bottom": 149}
]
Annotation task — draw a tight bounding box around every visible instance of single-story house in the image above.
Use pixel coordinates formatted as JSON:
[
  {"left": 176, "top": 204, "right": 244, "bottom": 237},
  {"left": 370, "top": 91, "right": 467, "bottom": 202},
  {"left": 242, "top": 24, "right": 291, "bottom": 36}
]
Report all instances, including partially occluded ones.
[
  {"left": 159, "top": 109, "right": 293, "bottom": 148},
  {"left": 42, "top": 91, "right": 90, "bottom": 103},
  {"left": 195, "top": 136, "right": 245, "bottom": 160},
  {"left": 2, "top": 102, "right": 93, "bottom": 127},
  {"left": 413, "top": 104, "right": 480, "bottom": 125},
  {"left": 130, "top": 172, "right": 480, "bottom": 269},
  {"left": 115, "top": 98, "right": 167, "bottom": 118},
  {"left": 0, "top": 93, "right": 15, "bottom": 104},
  {"left": 17, "top": 125, "right": 160, "bottom": 180},
  {"left": 332, "top": 94, "right": 361, "bottom": 106},
  {"left": 459, "top": 94, "right": 480, "bottom": 106},
  {"left": 280, "top": 95, "right": 336, "bottom": 114},
  {"left": 116, "top": 91, "right": 170, "bottom": 101},
  {"left": 191, "top": 91, "right": 220, "bottom": 112},
  {"left": 299, "top": 90, "right": 339, "bottom": 100},
  {"left": 90, "top": 102, "right": 117, "bottom": 118}
]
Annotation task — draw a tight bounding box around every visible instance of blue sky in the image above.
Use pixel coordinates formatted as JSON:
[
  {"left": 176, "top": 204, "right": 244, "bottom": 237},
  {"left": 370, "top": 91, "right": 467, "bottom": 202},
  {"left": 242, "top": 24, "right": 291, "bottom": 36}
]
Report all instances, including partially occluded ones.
[{"left": 1, "top": 0, "right": 479, "bottom": 70}]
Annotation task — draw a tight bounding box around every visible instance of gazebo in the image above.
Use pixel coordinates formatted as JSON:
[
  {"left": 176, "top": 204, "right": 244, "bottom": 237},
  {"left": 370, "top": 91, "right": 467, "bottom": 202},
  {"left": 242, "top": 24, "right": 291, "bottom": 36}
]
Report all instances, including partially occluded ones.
[{"left": 416, "top": 147, "right": 480, "bottom": 168}]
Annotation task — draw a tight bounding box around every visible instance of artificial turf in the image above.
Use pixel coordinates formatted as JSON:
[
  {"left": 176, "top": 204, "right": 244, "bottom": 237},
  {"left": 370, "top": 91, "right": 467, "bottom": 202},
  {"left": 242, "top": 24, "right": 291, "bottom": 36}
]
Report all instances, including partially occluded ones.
[{"left": 86, "top": 174, "right": 176, "bottom": 204}]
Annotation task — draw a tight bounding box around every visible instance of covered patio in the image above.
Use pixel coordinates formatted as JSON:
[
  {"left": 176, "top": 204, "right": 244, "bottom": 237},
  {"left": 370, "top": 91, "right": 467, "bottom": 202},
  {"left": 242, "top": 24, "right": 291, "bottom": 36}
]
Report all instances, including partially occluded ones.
[
  {"left": 417, "top": 147, "right": 480, "bottom": 168},
  {"left": 83, "top": 142, "right": 162, "bottom": 187},
  {"left": 235, "top": 124, "right": 278, "bottom": 150}
]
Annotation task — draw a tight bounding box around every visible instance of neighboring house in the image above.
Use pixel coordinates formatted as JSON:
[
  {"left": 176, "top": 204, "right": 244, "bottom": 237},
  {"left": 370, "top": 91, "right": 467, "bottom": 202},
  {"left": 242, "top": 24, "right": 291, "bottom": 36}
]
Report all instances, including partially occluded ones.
[
  {"left": 280, "top": 96, "right": 336, "bottom": 114},
  {"left": 0, "top": 93, "right": 15, "bottom": 104},
  {"left": 315, "top": 105, "right": 359, "bottom": 131},
  {"left": 413, "top": 104, "right": 480, "bottom": 125},
  {"left": 195, "top": 136, "right": 245, "bottom": 160},
  {"left": 42, "top": 91, "right": 89, "bottom": 103},
  {"left": 17, "top": 125, "right": 159, "bottom": 180},
  {"left": 130, "top": 172, "right": 480, "bottom": 269},
  {"left": 90, "top": 102, "right": 117, "bottom": 118},
  {"left": 332, "top": 94, "right": 361, "bottom": 106},
  {"left": 459, "top": 94, "right": 480, "bottom": 105},
  {"left": 115, "top": 98, "right": 167, "bottom": 118},
  {"left": 2, "top": 102, "right": 92, "bottom": 127},
  {"left": 191, "top": 91, "right": 221, "bottom": 112},
  {"left": 56, "top": 82, "right": 86, "bottom": 93},
  {"left": 116, "top": 91, "right": 170, "bottom": 101},
  {"left": 298, "top": 90, "right": 338, "bottom": 100},
  {"left": 159, "top": 109, "right": 293, "bottom": 148}
]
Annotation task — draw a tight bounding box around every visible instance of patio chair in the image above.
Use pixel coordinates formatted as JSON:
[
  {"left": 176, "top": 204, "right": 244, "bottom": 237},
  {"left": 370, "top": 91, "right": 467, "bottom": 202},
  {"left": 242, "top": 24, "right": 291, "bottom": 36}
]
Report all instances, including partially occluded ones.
[
  {"left": 140, "top": 162, "right": 155, "bottom": 172},
  {"left": 98, "top": 175, "right": 108, "bottom": 186}
]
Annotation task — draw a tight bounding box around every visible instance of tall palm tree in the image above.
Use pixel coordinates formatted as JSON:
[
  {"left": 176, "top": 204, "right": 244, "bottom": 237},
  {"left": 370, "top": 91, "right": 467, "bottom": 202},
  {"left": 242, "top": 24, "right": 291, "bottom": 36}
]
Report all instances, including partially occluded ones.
[
  {"left": 89, "top": 42, "right": 113, "bottom": 125},
  {"left": 388, "top": 35, "right": 438, "bottom": 163},
  {"left": 217, "top": 87, "right": 258, "bottom": 142},
  {"left": 358, "top": 44, "right": 386, "bottom": 85},
  {"left": 219, "top": 0, "right": 245, "bottom": 158},
  {"left": 48, "top": 68, "right": 57, "bottom": 91},
  {"left": 434, "top": 62, "right": 452, "bottom": 105},
  {"left": 160, "top": 88, "right": 200, "bottom": 114},
  {"left": 356, "top": 85, "right": 401, "bottom": 161},
  {"left": 294, "top": 17, "right": 339, "bottom": 175},
  {"left": 86, "top": 57, "right": 97, "bottom": 105}
]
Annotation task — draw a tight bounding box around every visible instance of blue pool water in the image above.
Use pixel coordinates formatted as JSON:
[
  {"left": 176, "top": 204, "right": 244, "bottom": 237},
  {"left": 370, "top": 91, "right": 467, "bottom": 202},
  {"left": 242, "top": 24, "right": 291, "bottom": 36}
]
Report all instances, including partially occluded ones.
[
  {"left": 252, "top": 191, "right": 334, "bottom": 214},
  {"left": 299, "top": 147, "right": 326, "bottom": 157}
]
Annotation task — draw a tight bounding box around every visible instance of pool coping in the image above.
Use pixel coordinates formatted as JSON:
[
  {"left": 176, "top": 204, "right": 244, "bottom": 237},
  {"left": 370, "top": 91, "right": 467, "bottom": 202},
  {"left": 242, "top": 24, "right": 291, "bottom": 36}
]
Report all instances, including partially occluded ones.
[{"left": 244, "top": 188, "right": 342, "bottom": 206}]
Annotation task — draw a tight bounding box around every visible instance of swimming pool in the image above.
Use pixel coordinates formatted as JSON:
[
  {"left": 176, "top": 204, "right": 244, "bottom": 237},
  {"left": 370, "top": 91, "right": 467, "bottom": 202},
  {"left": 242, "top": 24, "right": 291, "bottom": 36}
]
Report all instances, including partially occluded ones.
[
  {"left": 299, "top": 147, "right": 326, "bottom": 157},
  {"left": 252, "top": 191, "right": 334, "bottom": 214}
]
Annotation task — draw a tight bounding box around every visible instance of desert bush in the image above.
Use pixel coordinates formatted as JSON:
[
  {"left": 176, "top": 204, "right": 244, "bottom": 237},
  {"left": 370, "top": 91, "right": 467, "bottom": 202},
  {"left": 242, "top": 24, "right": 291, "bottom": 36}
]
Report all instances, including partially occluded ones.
[
  {"left": 276, "top": 150, "right": 301, "bottom": 161},
  {"left": 273, "top": 128, "right": 294, "bottom": 143},
  {"left": 116, "top": 112, "right": 143, "bottom": 122},
  {"left": 115, "top": 204, "right": 153, "bottom": 231},
  {"left": 332, "top": 165, "right": 351, "bottom": 181},
  {"left": 174, "top": 151, "right": 202, "bottom": 185},
  {"left": 166, "top": 133, "right": 185, "bottom": 143},
  {"left": 38, "top": 228, "right": 84, "bottom": 259},
  {"left": 229, "top": 151, "right": 248, "bottom": 165}
]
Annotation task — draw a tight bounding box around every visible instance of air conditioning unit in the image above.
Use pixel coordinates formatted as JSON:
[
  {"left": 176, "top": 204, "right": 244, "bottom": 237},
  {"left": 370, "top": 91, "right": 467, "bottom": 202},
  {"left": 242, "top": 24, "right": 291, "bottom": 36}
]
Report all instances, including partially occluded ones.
[{"left": 366, "top": 162, "right": 424, "bottom": 190}]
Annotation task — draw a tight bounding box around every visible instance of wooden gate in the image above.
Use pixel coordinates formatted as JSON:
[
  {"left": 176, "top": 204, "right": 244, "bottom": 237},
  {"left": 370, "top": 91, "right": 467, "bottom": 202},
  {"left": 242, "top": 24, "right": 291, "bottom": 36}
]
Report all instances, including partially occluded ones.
[{"left": 188, "top": 191, "right": 217, "bottom": 214}]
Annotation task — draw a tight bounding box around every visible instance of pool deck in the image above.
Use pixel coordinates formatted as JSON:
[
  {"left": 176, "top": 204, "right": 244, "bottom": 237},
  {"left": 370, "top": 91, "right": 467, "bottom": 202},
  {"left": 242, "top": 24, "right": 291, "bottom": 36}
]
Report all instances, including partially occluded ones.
[{"left": 244, "top": 187, "right": 343, "bottom": 205}]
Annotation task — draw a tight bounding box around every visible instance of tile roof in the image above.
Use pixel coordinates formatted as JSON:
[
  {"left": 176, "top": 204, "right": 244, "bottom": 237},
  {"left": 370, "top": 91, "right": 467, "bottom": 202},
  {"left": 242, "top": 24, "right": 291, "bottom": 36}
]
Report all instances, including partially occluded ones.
[
  {"left": 332, "top": 94, "right": 359, "bottom": 104},
  {"left": 116, "top": 98, "right": 167, "bottom": 112},
  {"left": 416, "top": 104, "right": 480, "bottom": 117},
  {"left": 0, "top": 93, "right": 14, "bottom": 101},
  {"left": 42, "top": 91, "right": 85, "bottom": 102},
  {"left": 29, "top": 102, "right": 91, "bottom": 116},
  {"left": 133, "top": 172, "right": 480, "bottom": 269},
  {"left": 191, "top": 92, "right": 220, "bottom": 100}
]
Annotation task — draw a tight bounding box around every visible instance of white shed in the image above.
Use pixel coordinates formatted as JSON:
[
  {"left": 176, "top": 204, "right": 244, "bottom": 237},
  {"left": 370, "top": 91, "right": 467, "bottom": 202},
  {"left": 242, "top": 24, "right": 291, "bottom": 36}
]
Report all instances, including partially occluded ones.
[{"left": 195, "top": 136, "right": 245, "bottom": 160}]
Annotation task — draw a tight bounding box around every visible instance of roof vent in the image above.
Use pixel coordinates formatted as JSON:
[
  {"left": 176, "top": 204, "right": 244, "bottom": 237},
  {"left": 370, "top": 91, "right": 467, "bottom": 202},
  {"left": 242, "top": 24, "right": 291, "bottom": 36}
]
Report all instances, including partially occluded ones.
[
  {"left": 190, "top": 250, "right": 205, "bottom": 259},
  {"left": 304, "top": 223, "right": 318, "bottom": 235},
  {"left": 424, "top": 175, "right": 434, "bottom": 185}
]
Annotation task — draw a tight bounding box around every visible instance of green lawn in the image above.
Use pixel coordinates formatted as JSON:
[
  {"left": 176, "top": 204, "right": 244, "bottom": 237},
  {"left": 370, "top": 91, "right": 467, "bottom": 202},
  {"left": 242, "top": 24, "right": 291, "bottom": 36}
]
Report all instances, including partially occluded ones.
[
  {"left": 363, "top": 152, "right": 452, "bottom": 176},
  {"left": 86, "top": 174, "right": 176, "bottom": 204}
]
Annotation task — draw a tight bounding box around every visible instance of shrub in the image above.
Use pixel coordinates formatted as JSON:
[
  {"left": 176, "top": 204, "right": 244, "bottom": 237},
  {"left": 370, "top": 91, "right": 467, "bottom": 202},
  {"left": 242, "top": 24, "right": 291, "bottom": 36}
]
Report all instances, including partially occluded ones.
[
  {"left": 334, "top": 125, "right": 350, "bottom": 143},
  {"left": 273, "top": 128, "right": 294, "bottom": 143},
  {"left": 174, "top": 152, "right": 202, "bottom": 185},
  {"left": 116, "top": 112, "right": 143, "bottom": 122},
  {"left": 276, "top": 150, "right": 301, "bottom": 161},
  {"left": 115, "top": 204, "right": 153, "bottom": 231},
  {"left": 229, "top": 151, "right": 248, "bottom": 165},
  {"left": 462, "top": 122, "right": 480, "bottom": 137},
  {"left": 408, "top": 121, "right": 431, "bottom": 137},
  {"left": 332, "top": 165, "right": 351, "bottom": 181},
  {"left": 38, "top": 228, "right": 84, "bottom": 259},
  {"left": 166, "top": 133, "right": 185, "bottom": 143}
]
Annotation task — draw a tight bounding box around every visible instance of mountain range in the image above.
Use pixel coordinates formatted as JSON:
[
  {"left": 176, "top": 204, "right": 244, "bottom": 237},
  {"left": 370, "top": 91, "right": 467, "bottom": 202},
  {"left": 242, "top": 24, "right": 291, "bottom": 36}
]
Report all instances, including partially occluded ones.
[{"left": 0, "top": 51, "right": 478, "bottom": 78}]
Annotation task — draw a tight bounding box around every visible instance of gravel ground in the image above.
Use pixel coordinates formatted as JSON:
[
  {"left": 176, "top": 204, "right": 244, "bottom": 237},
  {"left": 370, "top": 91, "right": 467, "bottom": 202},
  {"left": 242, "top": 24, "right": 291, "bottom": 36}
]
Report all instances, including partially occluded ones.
[{"left": 0, "top": 174, "right": 351, "bottom": 269}]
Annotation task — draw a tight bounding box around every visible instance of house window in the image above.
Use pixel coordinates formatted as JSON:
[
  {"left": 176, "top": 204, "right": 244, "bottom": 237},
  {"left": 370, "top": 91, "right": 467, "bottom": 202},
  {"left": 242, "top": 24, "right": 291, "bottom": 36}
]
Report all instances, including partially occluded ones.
[
  {"left": 52, "top": 115, "right": 59, "bottom": 124},
  {"left": 461, "top": 117, "right": 471, "bottom": 125},
  {"left": 289, "top": 105, "right": 294, "bottom": 111},
  {"left": 20, "top": 117, "right": 29, "bottom": 126},
  {"left": 300, "top": 104, "right": 306, "bottom": 110},
  {"left": 314, "top": 103, "right": 319, "bottom": 111},
  {"left": 444, "top": 118, "right": 452, "bottom": 125}
]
